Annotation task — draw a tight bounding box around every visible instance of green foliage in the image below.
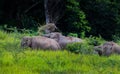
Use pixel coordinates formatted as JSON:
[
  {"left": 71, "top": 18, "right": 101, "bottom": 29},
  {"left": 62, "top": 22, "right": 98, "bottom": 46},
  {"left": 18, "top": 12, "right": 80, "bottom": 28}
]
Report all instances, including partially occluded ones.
[
  {"left": 80, "top": 31, "right": 85, "bottom": 38},
  {"left": 0, "top": 0, "right": 120, "bottom": 40},
  {"left": 1, "top": 28, "right": 120, "bottom": 73},
  {"left": 20, "top": 15, "right": 38, "bottom": 30},
  {"left": 112, "top": 34, "right": 120, "bottom": 44},
  {"left": 0, "top": 30, "right": 31, "bottom": 52},
  {"left": 66, "top": 36, "right": 105, "bottom": 54},
  {"left": 58, "top": 0, "right": 90, "bottom": 37},
  {"left": 0, "top": 52, "right": 14, "bottom": 65},
  {"left": 1, "top": 50, "right": 120, "bottom": 73},
  {"left": 85, "top": 35, "right": 105, "bottom": 46},
  {"left": 1, "top": 0, "right": 120, "bottom": 40},
  {"left": 66, "top": 42, "right": 93, "bottom": 54},
  {"left": 79, "top": 0, "right": 120, "bottom": 40}
]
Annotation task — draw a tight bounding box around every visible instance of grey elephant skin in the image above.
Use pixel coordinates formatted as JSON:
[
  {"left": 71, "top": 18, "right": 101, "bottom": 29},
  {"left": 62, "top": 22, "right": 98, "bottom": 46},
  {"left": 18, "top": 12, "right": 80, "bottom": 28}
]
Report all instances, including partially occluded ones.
[
  {"left": 21, "top": 36, "right": 61, "bottom": 50},
  {"left": 44, "top": 32, "right": 83, "bottom": 48},
  {"left": 94, "top": 41, "right": 120, "bottom": 56}
]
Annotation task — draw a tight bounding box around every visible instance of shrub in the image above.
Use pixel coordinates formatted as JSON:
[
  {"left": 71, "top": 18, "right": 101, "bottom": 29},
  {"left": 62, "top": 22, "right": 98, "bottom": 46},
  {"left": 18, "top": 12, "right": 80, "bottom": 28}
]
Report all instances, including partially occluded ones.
[
  {"left": 112, "top": 34, "right": 120, "bottom": 44},
  {"left": 66, "top": 42, "right": 93, "bottom": 54},
  {"left": 85, "top": 36, "right": 105, "bottom": 46},
  {"left": 66, "top": 36, "right": 105, "bottom": 54}
]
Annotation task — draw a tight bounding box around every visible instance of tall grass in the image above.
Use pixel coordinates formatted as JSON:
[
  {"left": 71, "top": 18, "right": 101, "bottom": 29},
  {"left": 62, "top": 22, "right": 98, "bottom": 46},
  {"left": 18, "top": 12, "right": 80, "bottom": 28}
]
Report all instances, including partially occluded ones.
[
  {"left": 0, "top": 30, "right": 120, "bottom": 74},
  {"left": 1, "top": 50, "right": 120, "bottom": 74}
]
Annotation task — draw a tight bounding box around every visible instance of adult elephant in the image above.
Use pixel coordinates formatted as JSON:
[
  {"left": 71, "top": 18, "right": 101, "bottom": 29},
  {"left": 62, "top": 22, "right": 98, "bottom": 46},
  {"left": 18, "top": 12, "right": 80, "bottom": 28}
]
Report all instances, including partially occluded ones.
[
  {"left": 94, "top": 41, "right": 120, "bottom": 56},
  {"left": 44, "top": 32, "right": 83, "bottom": 48},
  {"left": 21, "top": 36, "right": 61, "bottom": 50}
]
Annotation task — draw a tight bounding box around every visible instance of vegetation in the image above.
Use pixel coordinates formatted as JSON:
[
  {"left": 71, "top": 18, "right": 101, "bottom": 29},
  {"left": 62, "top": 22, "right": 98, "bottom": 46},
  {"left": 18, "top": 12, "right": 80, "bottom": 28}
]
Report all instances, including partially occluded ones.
[
  {"left": 79, "top": 0, "right": 120, "bottom": 39},
  {"left": 58, "top": 0, "right": 90, "bottom": 36},
  {"left": 0, "top": 30, "right": 120, "bottom": 73},
  {"left": 0, "top": 0, "right": 120, "bottom": 40},
  {"left": 1, "top": 0, "right": 120, "bottom": 73}
]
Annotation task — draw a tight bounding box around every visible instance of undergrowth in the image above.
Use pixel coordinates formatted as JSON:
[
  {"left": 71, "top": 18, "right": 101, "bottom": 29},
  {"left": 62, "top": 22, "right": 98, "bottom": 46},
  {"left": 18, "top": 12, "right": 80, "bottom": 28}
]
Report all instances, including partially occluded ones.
[{"left": 0, "top": 30, "right": 120, "bottom": 74}]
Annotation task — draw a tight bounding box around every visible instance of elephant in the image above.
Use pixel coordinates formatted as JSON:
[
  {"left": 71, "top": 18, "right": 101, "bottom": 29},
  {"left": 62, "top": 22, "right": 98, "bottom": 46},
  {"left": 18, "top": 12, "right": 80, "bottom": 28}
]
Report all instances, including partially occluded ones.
[
  {"left": 38, "top": 23, "right": 57, "bottom": 35},
  {"left": 44, "top": 32, "right": 83, "bottom": 48},
  {"left": 94, "top": 41, "right": 120, "bottom": 56},
  {"left": 21, "top": 36, "right": 61, "bottom": 50}
]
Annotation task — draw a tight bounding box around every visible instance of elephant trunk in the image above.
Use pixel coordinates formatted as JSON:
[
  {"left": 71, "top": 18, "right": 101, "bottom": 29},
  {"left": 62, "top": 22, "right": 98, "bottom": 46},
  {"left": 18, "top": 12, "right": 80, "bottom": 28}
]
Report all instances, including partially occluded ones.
[{"left": 95, "top": 49, "right": 103, "bottom": 56}]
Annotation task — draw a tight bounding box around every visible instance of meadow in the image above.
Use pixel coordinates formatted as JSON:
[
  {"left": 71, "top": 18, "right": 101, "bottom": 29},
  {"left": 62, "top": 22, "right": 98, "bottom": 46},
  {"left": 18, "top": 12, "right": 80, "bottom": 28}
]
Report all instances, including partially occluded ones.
[{"left": 0, "top": 30, "right": 120, "bottom": 74}]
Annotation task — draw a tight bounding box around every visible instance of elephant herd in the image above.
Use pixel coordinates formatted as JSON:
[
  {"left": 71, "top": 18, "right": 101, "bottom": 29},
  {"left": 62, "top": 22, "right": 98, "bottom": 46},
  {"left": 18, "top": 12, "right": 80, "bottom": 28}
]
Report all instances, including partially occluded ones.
[
  {"left": 21, "top": 32, "right": 120, "bottom": 56},
  {"left": 21, "top": 32, "right": 83, "bottom": 50}
]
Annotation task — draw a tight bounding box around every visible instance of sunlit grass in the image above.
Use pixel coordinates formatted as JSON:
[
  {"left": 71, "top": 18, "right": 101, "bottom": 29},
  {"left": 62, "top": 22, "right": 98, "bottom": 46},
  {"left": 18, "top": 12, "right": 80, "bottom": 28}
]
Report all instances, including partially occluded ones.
[{"left": 1, "top": 50, "right": 120, "bottom": 74}]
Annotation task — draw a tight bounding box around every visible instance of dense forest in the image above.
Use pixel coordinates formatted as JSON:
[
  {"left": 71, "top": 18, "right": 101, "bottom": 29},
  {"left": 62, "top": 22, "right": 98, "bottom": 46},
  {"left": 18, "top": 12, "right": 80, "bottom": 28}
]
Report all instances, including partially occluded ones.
[{"left": 0, "top": 0, "right": 120, "bottom": 40}]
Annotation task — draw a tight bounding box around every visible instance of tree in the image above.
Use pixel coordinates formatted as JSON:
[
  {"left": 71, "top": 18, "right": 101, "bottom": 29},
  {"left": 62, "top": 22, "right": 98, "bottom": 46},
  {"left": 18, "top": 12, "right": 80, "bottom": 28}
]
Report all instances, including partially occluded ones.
[
  {"left": 44, "top": 0, "right": 65, "bottom": 24},
  {"left": 57, "top": 0, "right": 90, "bottom": 37},
  {"left": 79, "top": 0, "right": 119, "bottom": 40},
  {"left": 0, "top": 0, "right": 44, "bottom": 30}
]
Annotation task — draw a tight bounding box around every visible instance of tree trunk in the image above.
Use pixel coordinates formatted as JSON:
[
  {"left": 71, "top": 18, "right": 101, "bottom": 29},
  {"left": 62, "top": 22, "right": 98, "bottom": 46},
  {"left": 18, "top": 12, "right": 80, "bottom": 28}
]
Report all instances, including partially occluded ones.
[
  {"left": 44, "top": 0, "right": 65, "bottom": 24},
  {"left": 44, "top": 0, "right": 51, "bottom": 24}
]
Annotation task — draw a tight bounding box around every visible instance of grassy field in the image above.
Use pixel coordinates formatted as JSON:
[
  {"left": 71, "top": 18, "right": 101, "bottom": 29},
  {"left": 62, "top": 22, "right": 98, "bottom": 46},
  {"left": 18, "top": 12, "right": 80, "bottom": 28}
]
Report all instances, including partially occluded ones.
[{"left": 0, "top": 30, "right": 120, "bottom": 74}]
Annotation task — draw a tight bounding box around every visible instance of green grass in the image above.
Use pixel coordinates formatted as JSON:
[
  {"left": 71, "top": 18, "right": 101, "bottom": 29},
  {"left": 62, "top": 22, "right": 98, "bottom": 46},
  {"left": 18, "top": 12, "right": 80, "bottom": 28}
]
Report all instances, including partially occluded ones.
[{"left": 0, "top": 30, "right": 120, "bottom": 74}]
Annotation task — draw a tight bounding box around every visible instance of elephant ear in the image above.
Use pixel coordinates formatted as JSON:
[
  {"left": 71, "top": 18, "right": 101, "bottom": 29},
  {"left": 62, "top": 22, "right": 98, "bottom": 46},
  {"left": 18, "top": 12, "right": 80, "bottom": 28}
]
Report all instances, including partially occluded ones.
[{"left": 27, "top": 37, "right": 32, "bottom": 47}]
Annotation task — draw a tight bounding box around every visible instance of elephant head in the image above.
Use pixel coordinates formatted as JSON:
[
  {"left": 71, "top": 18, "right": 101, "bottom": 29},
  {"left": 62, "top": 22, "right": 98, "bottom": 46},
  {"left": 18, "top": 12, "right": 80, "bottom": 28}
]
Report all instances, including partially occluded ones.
[
  {"left": 21, "top": 36, "right": 32, "bottom": 48},
  {"left": 94, "top": 41, "right": 114, "bottom": 56}
]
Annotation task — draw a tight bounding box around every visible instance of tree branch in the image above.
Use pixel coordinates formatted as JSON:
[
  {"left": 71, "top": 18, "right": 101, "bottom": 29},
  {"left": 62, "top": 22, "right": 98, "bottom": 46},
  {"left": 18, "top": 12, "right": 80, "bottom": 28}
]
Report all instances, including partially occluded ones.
[{"left": 24, "top": 1, "right": 41, "bottom": 13}]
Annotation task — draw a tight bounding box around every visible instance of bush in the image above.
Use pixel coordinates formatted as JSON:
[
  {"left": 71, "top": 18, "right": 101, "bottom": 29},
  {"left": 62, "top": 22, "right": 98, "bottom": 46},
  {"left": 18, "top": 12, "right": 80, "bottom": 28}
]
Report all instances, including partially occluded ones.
[
  {"left": 112, "top": 34, "right": 120, "bottom": 44},
  {"left": 85, "top": 36, "right": 105, "bottom": 46},
  {"left": 66, "top": 42, "right": 93, "bottom": 54},
  {"left": 66, "top": 36, "right": 105, "bottom": 54}
]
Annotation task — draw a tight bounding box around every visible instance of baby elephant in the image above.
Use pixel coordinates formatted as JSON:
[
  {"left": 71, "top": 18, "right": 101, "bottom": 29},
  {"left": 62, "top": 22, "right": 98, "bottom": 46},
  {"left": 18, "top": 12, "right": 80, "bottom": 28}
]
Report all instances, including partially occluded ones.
[
  {"left": 94, "top": 41, "right": 120, "bottom": 56},
  {"left": 21, "top": 36, "right": 61, "bottom": 50}
]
